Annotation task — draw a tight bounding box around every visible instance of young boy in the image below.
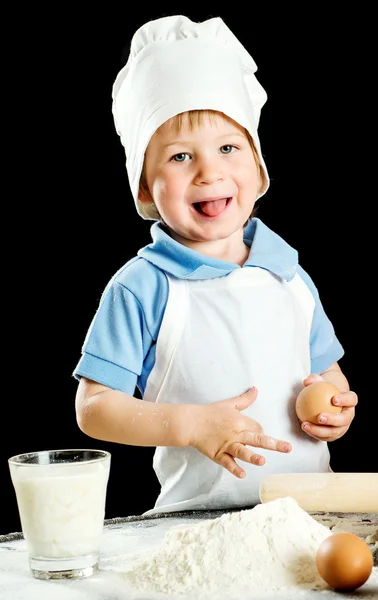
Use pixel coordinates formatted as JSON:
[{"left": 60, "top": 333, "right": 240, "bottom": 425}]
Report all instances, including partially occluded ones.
[{"left": 73, "top": 15, "right": 357, "bottom": 515}]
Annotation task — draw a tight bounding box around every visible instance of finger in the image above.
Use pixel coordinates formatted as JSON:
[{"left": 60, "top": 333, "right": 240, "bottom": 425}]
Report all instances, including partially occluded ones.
[
  {"left": 301, "top": 421, "right": 348, "bottom": 441},
  {"left": 231, "top": 386, "right": 258, "bottom": 412},
  {"left": 217, "top": 454, "right": 249, "bottom": 478},
  {"left": 316, "top": 406, "right": 355, "bottom": 427},
  {"left": 228, "top": 442, "right": 266, "bottom": 466},
  {"left": 242, "top": 432, "right": 292, "bottom": 453},
  {"left": 303, "top": 373, "right": 324, "bottom": 385},
  {"left": 332, "top": 390, "right": 358, "bottom": 409}
]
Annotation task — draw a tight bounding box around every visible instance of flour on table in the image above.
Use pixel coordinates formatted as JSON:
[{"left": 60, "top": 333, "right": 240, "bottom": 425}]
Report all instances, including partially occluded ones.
[{"left": 120, "top": 497, "right": 333, "bottom": 596}]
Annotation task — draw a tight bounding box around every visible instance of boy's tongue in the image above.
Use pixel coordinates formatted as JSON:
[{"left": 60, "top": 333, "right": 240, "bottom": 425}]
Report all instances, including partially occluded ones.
[{"left": 199, "top": 199, "right": 227, "bottom": 216}]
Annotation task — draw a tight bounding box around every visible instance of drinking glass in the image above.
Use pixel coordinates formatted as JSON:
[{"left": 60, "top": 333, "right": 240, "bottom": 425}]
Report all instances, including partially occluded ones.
[{"left": 8, "top": 448, "right": 111, "bottom": 580}]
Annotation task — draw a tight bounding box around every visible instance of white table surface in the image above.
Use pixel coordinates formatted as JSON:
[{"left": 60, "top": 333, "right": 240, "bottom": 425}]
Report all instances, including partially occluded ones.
[{"left": 1, "top": 511, "right": 377, "bottom": 600}]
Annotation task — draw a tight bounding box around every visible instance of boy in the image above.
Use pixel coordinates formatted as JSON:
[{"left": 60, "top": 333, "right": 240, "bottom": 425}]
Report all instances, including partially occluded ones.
[{"left": 73, "top": 15, "right": 357, "bottom": 515}]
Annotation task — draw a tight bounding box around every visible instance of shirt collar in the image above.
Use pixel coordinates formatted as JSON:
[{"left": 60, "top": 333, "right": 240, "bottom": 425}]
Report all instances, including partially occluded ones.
[{"left": 138, "top": 217, "right": 298, "bottom": 281}]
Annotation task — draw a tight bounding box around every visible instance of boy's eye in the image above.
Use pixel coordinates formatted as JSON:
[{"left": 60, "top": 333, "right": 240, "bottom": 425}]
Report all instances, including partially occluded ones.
[
  {"left": 172, "top": 153, "right": 190, "bottom": 162},
  {"left": 220, "top": 145, "right": 235, "bottom": 154}
]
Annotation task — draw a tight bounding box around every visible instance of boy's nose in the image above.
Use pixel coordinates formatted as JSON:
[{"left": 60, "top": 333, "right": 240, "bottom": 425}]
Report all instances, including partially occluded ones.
[{"left": 194, "top": 157, "right": 224, "bottom": 185}]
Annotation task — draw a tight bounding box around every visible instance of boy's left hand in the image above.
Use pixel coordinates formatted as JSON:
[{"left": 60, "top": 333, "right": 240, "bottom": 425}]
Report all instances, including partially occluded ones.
[{"left": 300, "top": 374, "right": 358, "bottom": 442}]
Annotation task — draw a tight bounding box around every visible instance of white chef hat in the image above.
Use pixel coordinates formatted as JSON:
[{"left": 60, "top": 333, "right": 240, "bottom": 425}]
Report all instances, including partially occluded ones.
[{"left": 112, "top": 15, "right": 269, "bottom": 219}]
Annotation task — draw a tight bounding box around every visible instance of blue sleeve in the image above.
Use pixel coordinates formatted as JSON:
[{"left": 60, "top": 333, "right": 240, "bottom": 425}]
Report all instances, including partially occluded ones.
[
  {"left": 73, "top": 260, "right": 168, "bottom": 395},
  {"left": 297, "top": 265, "right": 344, "bottom": 373}
]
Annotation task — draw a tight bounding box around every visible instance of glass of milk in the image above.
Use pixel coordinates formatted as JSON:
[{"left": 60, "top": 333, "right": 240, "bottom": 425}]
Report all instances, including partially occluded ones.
[{"left": 8, "top": 448, "right": 111, "bottom": 580}]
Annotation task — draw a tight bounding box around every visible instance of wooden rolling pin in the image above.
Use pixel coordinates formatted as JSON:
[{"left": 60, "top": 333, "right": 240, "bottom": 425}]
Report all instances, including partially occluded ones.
[{"left": 259, "top": 473, "right": 378, "bottom": 512}]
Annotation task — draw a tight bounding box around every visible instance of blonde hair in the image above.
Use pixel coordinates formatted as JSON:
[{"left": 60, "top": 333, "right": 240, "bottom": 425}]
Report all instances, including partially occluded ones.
[{"left": 138, "top": 110, "right": 268, "bottom": 221}]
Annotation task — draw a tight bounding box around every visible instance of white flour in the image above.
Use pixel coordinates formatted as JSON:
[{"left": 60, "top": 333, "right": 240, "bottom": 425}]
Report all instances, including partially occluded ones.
[{"left": 122, "top": 497, "right": 333, "bottom": 596}]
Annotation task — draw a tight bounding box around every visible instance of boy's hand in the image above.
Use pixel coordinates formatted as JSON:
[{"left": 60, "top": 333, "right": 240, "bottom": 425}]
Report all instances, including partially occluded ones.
[
  {"left": 300, "top": 373, "right": 357, "bottom": 442},
  {"left": 188, "top": 387, "right": 292, "bottom": 479}
]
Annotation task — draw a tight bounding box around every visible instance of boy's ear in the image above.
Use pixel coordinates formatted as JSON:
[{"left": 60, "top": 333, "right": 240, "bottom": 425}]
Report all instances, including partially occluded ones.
[{"left": 138, "top": 187, "right": 154, "bottom": 205}]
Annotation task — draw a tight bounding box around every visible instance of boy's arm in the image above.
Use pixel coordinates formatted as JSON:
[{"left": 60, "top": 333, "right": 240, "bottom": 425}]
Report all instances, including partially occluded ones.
[
  {"left": 319, "top": 362, "right": 350, "bottom": 392},
  {"left": 304, "top": 361, "right": 350, "bottom": 393},
  {"left": 75, "top": 378, "right": 292, "bottom": 479},
  {"left": 75, "top": 377, "right": 190, "bottom": 447}
]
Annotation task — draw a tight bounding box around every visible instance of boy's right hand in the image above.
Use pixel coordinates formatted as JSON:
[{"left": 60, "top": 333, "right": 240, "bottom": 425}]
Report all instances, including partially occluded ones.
[{"left": 188, "top": 387, "right": 292, "bottom": 479}]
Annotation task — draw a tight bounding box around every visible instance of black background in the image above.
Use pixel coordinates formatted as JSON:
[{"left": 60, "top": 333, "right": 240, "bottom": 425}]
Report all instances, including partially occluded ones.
[{"left": 2, "top": 4, "right": 376, "bottom": 535}]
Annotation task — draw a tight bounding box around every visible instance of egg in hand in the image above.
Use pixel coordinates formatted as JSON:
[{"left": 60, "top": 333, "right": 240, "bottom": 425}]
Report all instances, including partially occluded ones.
[
  {"left": 295, "top": 381, "right": 341, "bottom": 424},
  {"left": 316, "top": 532, "right": 373, "bottom": 591}
]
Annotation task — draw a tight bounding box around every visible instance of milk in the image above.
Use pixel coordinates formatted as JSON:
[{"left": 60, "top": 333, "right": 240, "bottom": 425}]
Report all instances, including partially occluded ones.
[{"left": 10, "top": 461, "right": 110, "bottom": 558}]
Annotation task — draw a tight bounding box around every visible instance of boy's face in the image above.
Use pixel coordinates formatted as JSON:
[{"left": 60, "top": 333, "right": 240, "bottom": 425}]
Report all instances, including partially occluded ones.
[{"left": 139, "top": 111, "right": 260, "bottom": 249}]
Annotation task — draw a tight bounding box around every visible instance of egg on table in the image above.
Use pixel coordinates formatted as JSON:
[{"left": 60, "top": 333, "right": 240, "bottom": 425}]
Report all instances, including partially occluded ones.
[
  {"left": 295, "top": 381, "right": 342, "bottom": 424},
  {"left": 316, "top": 532, "right": 374, "bottom": 591}
]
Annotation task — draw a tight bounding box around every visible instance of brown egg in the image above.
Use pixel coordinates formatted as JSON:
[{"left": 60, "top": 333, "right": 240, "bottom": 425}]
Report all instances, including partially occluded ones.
[
  {"left": 316, "top": 532, "right": 374, "bottom": 591},
  {"left": 295, "top": 381, "right": 342, "bottom": 424}
]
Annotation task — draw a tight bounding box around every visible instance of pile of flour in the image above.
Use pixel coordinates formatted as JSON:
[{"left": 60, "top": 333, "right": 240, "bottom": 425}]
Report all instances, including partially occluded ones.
[{"left": 122, "top": 496, "right": 333, "bottom": 596}]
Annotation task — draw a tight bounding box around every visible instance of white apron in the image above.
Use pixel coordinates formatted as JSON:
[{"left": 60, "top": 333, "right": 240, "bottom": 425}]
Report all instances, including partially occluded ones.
[{"left": 143, "top": 267, "right": 331, "bottom": 515}]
